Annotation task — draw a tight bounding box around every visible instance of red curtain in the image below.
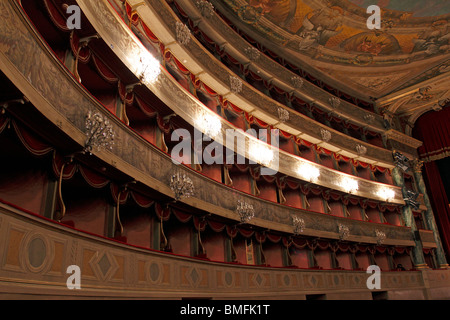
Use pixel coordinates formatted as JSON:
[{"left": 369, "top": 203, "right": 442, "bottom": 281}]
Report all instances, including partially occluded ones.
[
  {"left": 413, "top": 107, "right": 450, "bottom": 261},
  {"left": 423, "top": 161, "right": 450, "bottom": 260},
  {"left": 414, "top": 107, "right": 450, "bottom": 162}
]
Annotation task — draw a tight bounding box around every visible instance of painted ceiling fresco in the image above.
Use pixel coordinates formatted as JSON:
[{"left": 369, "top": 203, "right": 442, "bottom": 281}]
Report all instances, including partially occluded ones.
[
  {"left": 225, "top": 0, "right": 450, "bottom": 63},
  {"left": 219, "top": 0, "right": 450, "bottom": 102}
]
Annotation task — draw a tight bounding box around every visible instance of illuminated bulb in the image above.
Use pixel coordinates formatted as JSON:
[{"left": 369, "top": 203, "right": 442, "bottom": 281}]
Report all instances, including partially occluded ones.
[
  {"left": 194, "top": 111, "right": 222, "bottom": 139},
  {"left": 130, "top": 51, "right": 161, "bottom": 84},
  {"left": 249, "top": 142, "right": 274, "bottom": 167},
  {"left": 340, "top": 177, "right": 359, "bottom": 193},
  {"left": 297, "top": 163, "right": 320, "bottom": 182},
  {"left": 377, "top": 187, "right": 395, "bottom": 202}
]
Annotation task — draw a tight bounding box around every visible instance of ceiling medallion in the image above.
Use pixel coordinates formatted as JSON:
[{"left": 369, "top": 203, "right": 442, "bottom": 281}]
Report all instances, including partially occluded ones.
[
  {"left": 236, "top": 200, "right": 255, "bottom": 223},
  {"left": 195, "top": 0, "right": 215, "bottom": 18},
  {"left": 170, "top": 171, "right": 195, "bottom": 201},
  {"left": 84, "top": 111, "right": 115, "bottom": 154},
  {"left": 176, "top": 21, "right": 191, "bottom": 46}
]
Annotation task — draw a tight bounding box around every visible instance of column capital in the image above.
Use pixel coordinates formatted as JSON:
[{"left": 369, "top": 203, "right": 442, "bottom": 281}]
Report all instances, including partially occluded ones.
[{"left": 412, "top": 159, "right": 424, "bottom": 173}]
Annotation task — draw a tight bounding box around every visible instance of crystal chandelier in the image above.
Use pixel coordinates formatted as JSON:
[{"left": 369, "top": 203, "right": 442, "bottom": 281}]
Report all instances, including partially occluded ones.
[
  {"left": 292, "top": 215, "right": 305, "bottom": 235},
  {"left": 230, "top": 75, "right": 243, "bottom": 94},
  {"left": 195, "top": 0, "right": 215, "bottom": 17},
  {"left": 320, "top": 128, "right": 332, "bottom": 142},
  {"left": 176, "top": 21, "right": 191, "bottom": 46},
  {"left": 84, "top": 111, "right": 115, "bottom": 154},
  {"left": 375, "top": 229, "right": 386, "bottom": 245},
  {"left": 194, "top": 110, "right": 222, "bottom": 139},
  {"left": 277, "top": 107, "right": 290, "bottom": 123},
  {"left": 236, "top": 200, "right": 255, "bottom": 223},
  {"left": 170, "top": 171, "right": 195, "bottom": 201},
  {"left": 338, "top": 224, "right": 350, "bottom": 241},
  {"left": 297, "top": 162, "right": 320, "bottom": 183}
]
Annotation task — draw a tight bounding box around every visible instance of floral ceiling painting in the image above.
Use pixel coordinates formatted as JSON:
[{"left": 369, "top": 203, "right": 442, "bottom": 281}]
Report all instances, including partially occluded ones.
[{"left": 225, "top": 0, "right": 450, "bottom": 64}]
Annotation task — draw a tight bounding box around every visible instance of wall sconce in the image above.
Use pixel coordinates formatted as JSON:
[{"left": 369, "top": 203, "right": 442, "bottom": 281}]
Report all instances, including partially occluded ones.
[
  {"left": 170, "top": 171, "right": 195, "bottom": 201},
  {"left": 320, "top": 128, "right": 332, "bottom": 142},
  {"left": 404, "top": 189, "right": 420, "bottom": 210},
  {"left": 230, "top": 75, "right": 243, "bottom": 94},
  {"left": 195, "top": 0, "right": 215, "bottom": 17},
  {"left": 137, "top": 53, "right": 161, "bottom": 84},
  {"left": 375, "top": 229, "right": 386, "bottom": 245},
  {"left": 176, "top": 21, "right": 191, "bottom": 46},
  {"left": 338, "top": 224, "right": 350, "bottom": 241},
  {"left": 356, "top": 144, "right": 367, "bottom": 156},
  {"left": 393, "top": 151, "right": 410, "bottom": 172},
  {"left": 236, "top": 200, "right": 255, "bottom": 223},
  {"left": 292, "top": 215, "right": 305, "bottom": 235},
  {"left": 277, "top": 107, "right": 290, "bottom": 123},
  {"left": 84, "top": 111, "right": 115, "bottom": 154}
]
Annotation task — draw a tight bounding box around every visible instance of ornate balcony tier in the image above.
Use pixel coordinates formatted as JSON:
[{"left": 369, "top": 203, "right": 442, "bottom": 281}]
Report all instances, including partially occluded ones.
[
  {"left": 0, "top": 0, "right": 410, "bottom": 243},
  {"left": 122, "top": 0, "right": 397, "bottom": 168},
  {"left": 165, "top": 0, "right": 387, "bottom": 132}
]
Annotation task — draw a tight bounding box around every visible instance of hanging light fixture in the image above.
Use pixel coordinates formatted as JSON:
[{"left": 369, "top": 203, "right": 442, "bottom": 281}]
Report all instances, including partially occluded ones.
[
  {"left": 84, "top": 111, "right": 115, "bottom": 154},
  {"left": 292, "top": 215, "right": 305, "bottom": 235},
  {"left": 236, "top": 200, "right": 255, "bottom": 223},
  {"left": 170, "top": 171, "right": 195, "bottom": 201},
  {"left": 277, "top": 107, "right": 290, "bottom": 123},
  {"left": 176, "top": 21, "right": 191, "bottom": 46},
  {"left": 375, "top": 229, "right": 386, "bottom": 245},
  {"left": 338, "top": 224, "right": 350, "bottom": 241}
]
